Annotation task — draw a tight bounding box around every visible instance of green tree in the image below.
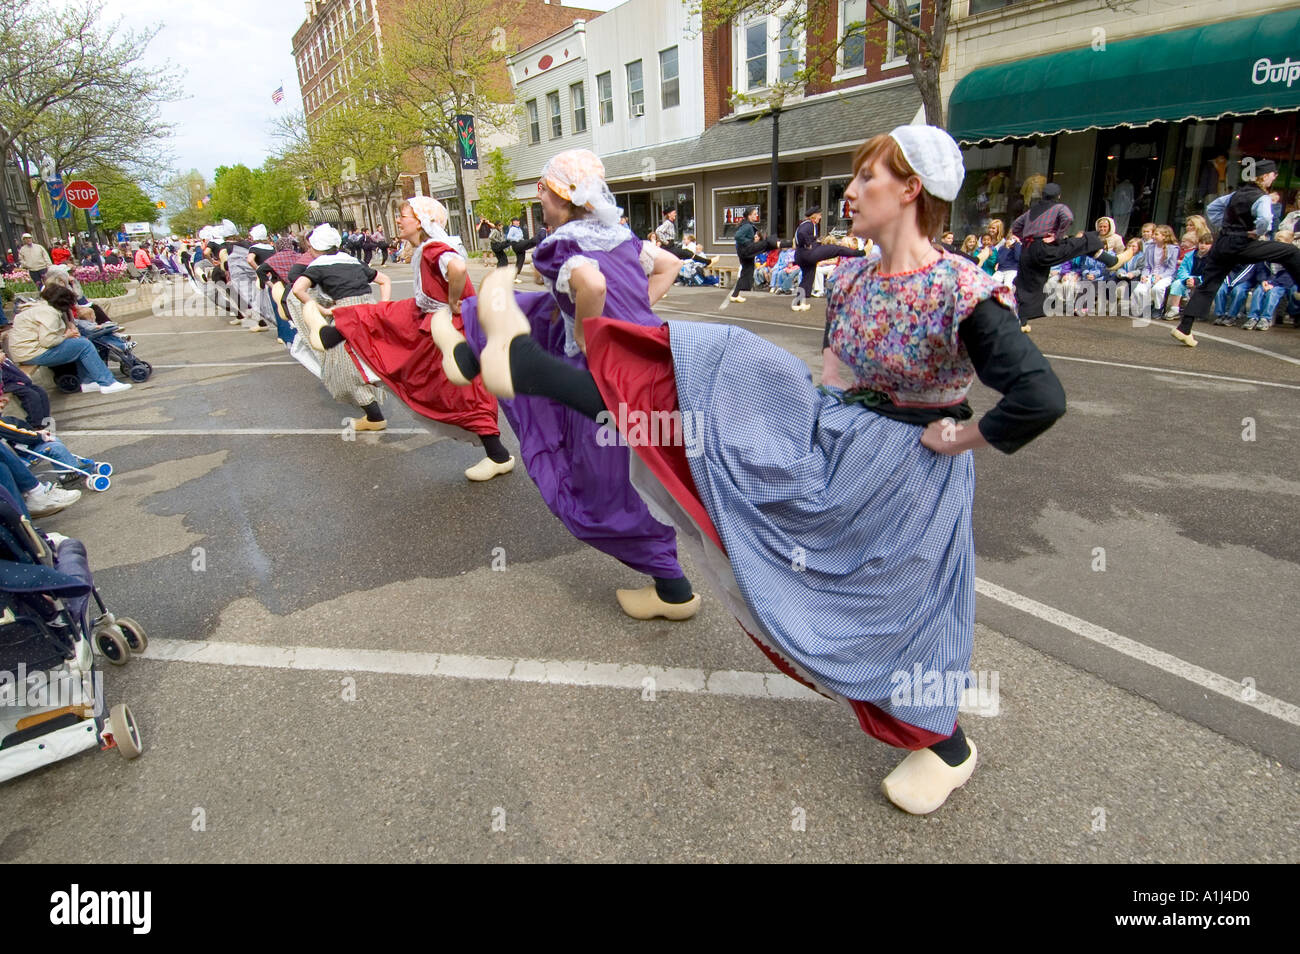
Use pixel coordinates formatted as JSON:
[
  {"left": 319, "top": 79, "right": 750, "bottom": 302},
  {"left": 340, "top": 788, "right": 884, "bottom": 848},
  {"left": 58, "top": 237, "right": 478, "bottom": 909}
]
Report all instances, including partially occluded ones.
[
  {"left": 80, "top": 164, "right": 158, "bottom": 233},
  {"left": 319, "top": 102, "right": 418, "bottom": 231},
  {"left": 160, "top": 169, "right": 210, "bottom": 236},
  {"left": 250, "top": 159, "right": 309, "bottom": 233},
  {"left": 475, "top": 148, "right": 521, "bottom": 228},
  {"left": 209, "top": 164, "right": 257, "bottom": 230}
]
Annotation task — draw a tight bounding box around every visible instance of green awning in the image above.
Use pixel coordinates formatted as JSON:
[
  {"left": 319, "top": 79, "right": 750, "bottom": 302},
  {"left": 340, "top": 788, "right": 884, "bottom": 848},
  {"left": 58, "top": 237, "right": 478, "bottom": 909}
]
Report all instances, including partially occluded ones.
[{"left": 949, "top": 9, "right": 1300, "bottom": 143}]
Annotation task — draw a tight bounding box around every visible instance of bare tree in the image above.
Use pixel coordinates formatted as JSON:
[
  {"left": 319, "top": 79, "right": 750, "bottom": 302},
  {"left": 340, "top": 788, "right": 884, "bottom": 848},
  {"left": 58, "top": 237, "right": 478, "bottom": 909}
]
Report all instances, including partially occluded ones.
[
  {"left": 373, "top": 0, "right": 520, "bottom": 238},
  {"left": 0, "top": 0, "right": 181, "bottom": 158}
]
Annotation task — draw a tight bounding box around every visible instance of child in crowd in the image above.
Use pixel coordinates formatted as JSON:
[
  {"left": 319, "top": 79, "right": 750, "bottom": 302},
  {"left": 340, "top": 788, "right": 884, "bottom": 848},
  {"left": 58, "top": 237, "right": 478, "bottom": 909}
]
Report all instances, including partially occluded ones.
[
  {"left": 1133, "top": 225, "right": 1178, "bottom": 319},
  {"left": 1213, "top": 264, "right": 1259, "bottom": 326},
  {"left": 1163, "top": 232, "right": 1213, "bottom": 321},
  {"left": 1243, "top": 230, "right": 1296, "bottom": 330}
]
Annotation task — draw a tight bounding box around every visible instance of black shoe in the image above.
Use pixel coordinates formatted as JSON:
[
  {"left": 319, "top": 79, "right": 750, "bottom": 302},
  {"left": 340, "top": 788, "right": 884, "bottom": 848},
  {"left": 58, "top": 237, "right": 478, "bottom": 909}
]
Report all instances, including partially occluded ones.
[{"left": 1095, "top": 251, "right": 1119, "bottom": 268}]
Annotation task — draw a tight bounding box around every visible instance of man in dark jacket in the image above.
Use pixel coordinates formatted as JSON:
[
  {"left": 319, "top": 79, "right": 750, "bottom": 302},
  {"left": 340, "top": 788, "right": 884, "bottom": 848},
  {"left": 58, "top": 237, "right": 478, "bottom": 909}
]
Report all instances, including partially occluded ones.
[{"left": 1173, "top": 160, "right": 1300, "bottom": 346}]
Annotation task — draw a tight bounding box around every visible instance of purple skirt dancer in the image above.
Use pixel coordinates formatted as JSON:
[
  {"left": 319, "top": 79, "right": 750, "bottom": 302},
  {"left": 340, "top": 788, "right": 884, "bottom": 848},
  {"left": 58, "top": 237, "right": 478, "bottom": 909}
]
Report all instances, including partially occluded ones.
[{"left": 458, "top": 217, "right": 682, "bottom": 582}]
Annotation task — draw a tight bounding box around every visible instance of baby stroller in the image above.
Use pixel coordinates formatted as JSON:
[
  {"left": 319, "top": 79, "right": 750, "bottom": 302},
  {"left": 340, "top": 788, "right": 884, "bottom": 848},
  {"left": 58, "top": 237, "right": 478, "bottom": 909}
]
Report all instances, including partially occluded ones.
[
  {"left": 0, "top": 486, "right": 144, "bottom": 783},
  {"left": 52, "top": 321, "right": 153, "bottom": 393},
  {"left": 16, "top": 446, "right": 113, "bottom": 493}
]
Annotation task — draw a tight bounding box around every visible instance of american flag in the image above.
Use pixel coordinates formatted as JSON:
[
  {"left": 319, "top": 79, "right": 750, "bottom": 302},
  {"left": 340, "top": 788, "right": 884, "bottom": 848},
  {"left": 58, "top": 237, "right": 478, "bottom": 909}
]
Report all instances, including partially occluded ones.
[{"left": 272, "top": 86, "right": 285, "bottom": 104}]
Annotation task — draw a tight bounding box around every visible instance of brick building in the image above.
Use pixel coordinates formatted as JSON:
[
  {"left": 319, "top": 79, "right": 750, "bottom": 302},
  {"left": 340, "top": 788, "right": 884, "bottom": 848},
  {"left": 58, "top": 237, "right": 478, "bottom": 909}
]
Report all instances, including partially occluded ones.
[
  {"left": 292, "top": 0, "right": 599, "bottom": 234},
  {"left": 499, "top": 0, "right": 925, "bottom": 251}
]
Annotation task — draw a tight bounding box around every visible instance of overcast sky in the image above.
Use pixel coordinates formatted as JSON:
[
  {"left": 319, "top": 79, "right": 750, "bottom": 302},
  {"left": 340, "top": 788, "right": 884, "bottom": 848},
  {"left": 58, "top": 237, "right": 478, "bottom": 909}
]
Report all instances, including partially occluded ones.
[{"left": 94, "top": 0, "right": 624, "bottom": 185}]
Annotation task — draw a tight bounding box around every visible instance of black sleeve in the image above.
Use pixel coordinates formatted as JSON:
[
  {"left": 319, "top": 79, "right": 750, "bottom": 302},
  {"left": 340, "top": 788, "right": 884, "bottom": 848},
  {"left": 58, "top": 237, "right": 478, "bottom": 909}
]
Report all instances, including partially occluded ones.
[
  {"left": 958, "top": 298, "right": 1066, "bottom": 453},
  {"left": 364, "top": 266, "right": 377, "bottom": 283},
  {"left": 256, "top": 263, "right": 275, "bottom": 286}
]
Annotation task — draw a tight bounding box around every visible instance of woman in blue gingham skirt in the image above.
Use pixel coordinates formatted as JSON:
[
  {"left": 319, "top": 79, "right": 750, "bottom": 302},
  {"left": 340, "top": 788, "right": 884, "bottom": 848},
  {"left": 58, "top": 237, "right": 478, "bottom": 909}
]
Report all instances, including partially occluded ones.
[{"left": 469, "top": 126, "right": 1067, "bottom": 814}]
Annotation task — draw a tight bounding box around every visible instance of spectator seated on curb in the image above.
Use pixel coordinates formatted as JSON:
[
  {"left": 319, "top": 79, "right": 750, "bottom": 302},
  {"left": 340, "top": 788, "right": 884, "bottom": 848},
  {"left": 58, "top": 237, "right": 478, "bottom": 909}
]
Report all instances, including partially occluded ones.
[
  {"left": 0, "top": 392, "right": 105, "bottom": 488},
  {"left": 752, "top": 247, "right": 781, "bottom": 289},
  {"left": 1212, "top": 264, "right": 1259, "bottom": 326},
  {"left": 0, "top": 437, "right": 80, "bottom": 518},
  {"left": 7, "top": 285, "right": 131, "bottom": 395},
  {"left": 1163, "top": 232, "right": 1213, "bottom": 322},
  {"left": 0, "top": 356, "right": 51, "bottom": 427},
  {"left": 1242, "top": 230, "right": 1297, "bottom": 331},
  {"left": 768, "top": 248, "right": 800, "bottom": 294},
  {"left": 42, "top": 265, "right": 112, "bottom": 324},
  {"left": 1132, "top": 224, "right": 1178, "bottom": 319}
]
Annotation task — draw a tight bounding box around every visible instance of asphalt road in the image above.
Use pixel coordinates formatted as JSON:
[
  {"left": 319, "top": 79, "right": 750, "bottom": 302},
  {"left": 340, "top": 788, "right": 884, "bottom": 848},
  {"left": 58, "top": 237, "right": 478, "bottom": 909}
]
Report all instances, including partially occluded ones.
[{"left": 0, "top": 263, "right": 1295, "bottom": 863}]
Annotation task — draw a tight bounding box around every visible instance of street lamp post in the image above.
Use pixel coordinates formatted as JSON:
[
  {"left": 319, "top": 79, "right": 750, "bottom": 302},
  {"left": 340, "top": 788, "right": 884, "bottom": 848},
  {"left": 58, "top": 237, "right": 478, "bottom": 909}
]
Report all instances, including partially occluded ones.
[{"left": 769, "top": 106, "right": 782, "bottom": 240}]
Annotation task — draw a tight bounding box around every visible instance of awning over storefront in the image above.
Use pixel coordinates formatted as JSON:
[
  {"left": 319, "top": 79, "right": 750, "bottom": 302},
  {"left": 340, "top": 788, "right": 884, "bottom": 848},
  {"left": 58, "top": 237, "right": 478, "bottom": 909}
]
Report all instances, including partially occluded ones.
[{"left": 949, "top": 9, "right": 1300, "bottom": 144}]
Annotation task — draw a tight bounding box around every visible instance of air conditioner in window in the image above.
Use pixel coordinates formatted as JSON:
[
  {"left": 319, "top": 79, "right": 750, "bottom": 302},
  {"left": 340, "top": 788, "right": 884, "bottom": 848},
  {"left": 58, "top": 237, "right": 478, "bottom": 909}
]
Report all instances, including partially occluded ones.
[{"left": 632, "top": 104, "right": 645, "bottom": 117}]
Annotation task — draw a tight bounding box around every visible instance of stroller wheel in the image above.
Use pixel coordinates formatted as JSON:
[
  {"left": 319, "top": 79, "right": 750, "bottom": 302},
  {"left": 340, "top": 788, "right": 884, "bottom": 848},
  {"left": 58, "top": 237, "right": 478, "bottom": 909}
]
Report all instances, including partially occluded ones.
[
  {"left": 128, "top": 362, "right": 152, "bottom": 382},
  {"left": 55, "top": 373, "right": 82, "bottom": 394},
  {"left": 94, "top": 462, "right": 113, "bottom": 477},
  {"left": 94, "top": 625, "right": 130, "bottom": 665},
  {"left": 107, "top": 703, "right": 143, "bottom": 759},
  {"left": 85, "top": 475, "right": 111, "bottom": 492},
  {"left": 115, "top": 617, "right": 148, "bottom": 654}
]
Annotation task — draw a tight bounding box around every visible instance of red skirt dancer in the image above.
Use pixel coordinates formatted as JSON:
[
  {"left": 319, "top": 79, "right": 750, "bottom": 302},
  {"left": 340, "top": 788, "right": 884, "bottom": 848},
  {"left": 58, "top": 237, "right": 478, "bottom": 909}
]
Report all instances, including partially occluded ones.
[{"left": 332, "top": 242, "right": 500, "bottom": 441}]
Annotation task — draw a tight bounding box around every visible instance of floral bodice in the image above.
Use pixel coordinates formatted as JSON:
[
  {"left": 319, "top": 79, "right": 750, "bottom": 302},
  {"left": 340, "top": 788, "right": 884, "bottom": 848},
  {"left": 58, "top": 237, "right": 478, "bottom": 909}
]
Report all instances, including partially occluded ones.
[{"left": 825, "top": 251, "right": 1016, "bottom": 407}]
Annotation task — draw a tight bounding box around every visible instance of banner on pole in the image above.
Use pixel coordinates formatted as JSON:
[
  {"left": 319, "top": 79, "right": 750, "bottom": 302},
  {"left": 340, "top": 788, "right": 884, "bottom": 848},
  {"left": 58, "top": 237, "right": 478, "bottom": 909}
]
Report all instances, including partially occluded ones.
[
  {"left": 46, "top": 177, "right": 71, "bottom": 219},
  {"left": 456, "top": 115, "right": 478, "bottom": 170}
]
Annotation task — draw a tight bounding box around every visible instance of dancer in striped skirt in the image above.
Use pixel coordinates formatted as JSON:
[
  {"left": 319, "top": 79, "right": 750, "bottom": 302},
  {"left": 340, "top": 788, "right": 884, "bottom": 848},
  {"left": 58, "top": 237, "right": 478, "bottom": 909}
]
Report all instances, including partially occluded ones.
[
  {"left": 290, "top": 225, "right": 390, "bottom": 431},
  {"left": 466, "top": 127, "right": 1066, "bottom": 813}
]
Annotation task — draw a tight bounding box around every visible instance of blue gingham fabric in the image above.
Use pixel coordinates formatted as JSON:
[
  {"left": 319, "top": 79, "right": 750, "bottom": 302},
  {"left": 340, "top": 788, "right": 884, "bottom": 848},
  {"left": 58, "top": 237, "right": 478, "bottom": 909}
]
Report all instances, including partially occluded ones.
[{"left": 667, "top": 320, "right": 975, "bottom": 734}]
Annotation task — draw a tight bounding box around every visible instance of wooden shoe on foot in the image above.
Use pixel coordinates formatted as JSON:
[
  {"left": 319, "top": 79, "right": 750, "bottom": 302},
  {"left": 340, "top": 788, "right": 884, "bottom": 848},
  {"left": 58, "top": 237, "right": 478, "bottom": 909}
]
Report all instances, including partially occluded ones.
[
  {"left": 1170, "top": 328, "right": 1197, "bottom": 347},
  {"left": 615, "top": 585, "right": 702, "bottom": 621},
  {"left": 881, "top": 740, "right": 977, "bottom": 815},
  {"left": 477, "top": 268, "right": 531, "bottom": 399},
  {"left": 353, "top": 417, "right": 387, "bottom": 432},
  {"left": 429, "top": 307, "right": 471, "bottom": 385},
  {"left": 465, "top": 455, "right": 515, "bottom": 481},
  {"left": 300, "top": 299, "right": 329, "bottom": 351}
]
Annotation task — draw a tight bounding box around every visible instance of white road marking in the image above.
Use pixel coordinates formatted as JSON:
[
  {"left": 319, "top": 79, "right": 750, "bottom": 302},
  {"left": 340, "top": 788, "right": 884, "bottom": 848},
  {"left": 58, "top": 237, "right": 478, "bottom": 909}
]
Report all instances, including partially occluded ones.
[
  {"left": 1138, "top": 322, "right": 1300, "bottom": 367},
  {"left": 127, "top": 330, "right": 246, "bottom": 335},
  {"left": 1043, "top": 354, "right": 1300, "bottom": 392},
  {"left": 133, "top": 571, "right": 1300, "bottom": 729},
  {"left": 975, "top": 579, "right": 1300, "bottom": 727},
  {"left": 59, "top": 428, "right": 431, "bottom": 436},
  {"left": 136, "top": 639, "right": 1008, "bottom": 714},
  {"left": 140, "top": 638, "right": 830, "bottom": 704}
]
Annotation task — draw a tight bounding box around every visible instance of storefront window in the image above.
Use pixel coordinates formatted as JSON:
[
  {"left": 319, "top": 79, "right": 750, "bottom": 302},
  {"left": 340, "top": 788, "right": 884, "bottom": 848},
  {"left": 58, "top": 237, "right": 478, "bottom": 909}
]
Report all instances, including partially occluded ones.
[
  {"left": 826, "top": 178, "right": 852, "bottom": 236},
  {"left": 714, "top": 187, "right": 768, "bottom": 243},
  {"left": 614, "top": 186, "right": 694, "bottom": 243}
]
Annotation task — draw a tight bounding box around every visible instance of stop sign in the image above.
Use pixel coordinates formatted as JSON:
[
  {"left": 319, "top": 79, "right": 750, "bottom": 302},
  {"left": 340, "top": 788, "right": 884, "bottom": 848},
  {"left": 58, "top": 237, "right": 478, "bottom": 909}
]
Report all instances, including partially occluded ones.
[{"left": 65, "top": 180, "right": 99, "bottom": 210}]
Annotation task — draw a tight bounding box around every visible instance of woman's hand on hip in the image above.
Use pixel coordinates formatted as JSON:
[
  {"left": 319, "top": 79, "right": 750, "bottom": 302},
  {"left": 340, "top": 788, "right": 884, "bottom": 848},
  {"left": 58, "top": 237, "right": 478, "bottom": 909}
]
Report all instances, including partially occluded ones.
[{"left": 921, "top": 418, "right": 986, "bottom": 455}]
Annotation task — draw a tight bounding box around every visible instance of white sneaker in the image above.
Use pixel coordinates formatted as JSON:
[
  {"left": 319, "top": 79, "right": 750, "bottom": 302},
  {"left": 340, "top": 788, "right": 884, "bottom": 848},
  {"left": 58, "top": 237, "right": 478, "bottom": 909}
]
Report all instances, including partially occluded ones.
[
  {"left": 24, "top": 481, "right": 82, "bottom": 517},
  {"left": 99, "top": 380, "right": 132, "bottom": 395},
  {"left": 79, "top": 382, "right": 101, "bottom": 393}
]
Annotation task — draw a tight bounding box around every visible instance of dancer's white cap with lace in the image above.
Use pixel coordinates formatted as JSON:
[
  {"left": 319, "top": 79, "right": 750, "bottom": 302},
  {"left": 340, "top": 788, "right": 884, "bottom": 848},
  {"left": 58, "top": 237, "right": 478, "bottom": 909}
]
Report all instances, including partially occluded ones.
[
  {"left": 309, "top": 224, "right": 341, "bottom": 251},
  {"left": 888, "top": 125, "right": 965, "bottom": 202}
]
